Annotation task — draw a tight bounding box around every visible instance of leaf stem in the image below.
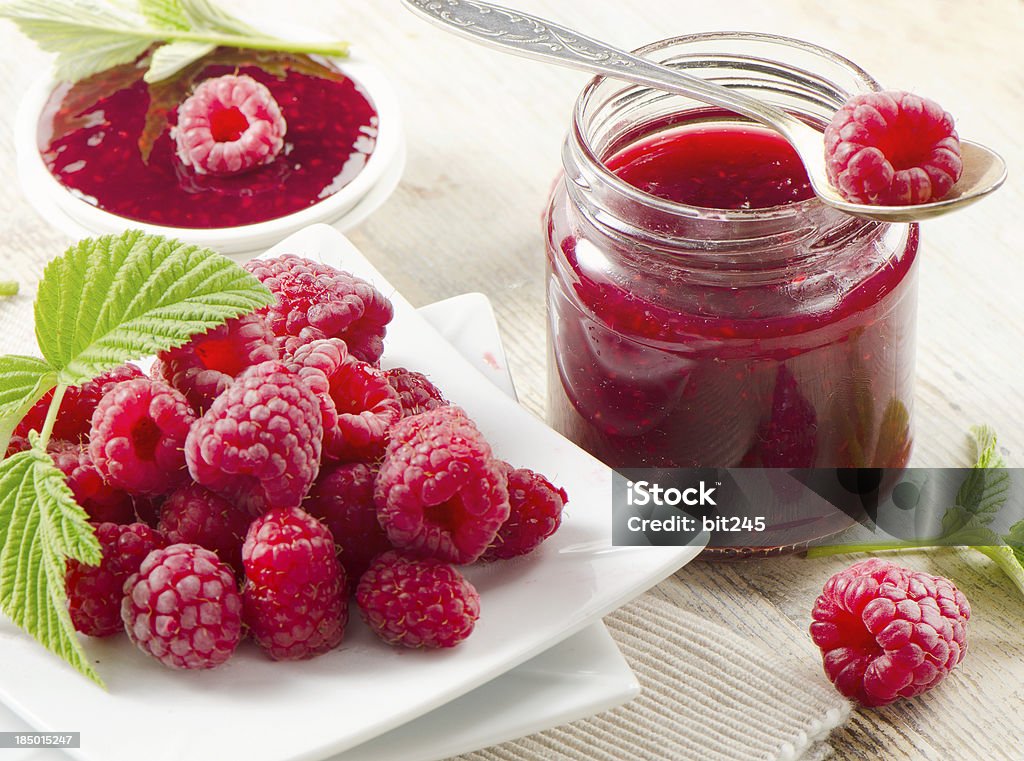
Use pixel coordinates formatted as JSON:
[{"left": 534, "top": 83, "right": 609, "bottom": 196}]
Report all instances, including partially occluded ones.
[
  {"left": 38, "top": 384, "right": 67, "bottom": 449},
  {"left": 806, "top": 540, "right": 943, "bottom": 558},
  {"left": 0, "top": 280, "right": 17, "bottom": 297},
  {"left": 156, "top": 31, "right": 349, "bottom": 58}
]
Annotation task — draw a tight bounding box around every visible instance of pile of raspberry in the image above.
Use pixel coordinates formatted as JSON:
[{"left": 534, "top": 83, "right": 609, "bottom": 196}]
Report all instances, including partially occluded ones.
[{"left": 12, "top": 255, "right": 567, "bottom": 670}]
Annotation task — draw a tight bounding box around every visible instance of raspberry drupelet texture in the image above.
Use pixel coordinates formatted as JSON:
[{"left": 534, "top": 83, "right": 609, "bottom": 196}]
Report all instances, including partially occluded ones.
[
  {"left": 122, "top": 543, "right": 243, "bottom": 669},
  {"left": 810, "top": 558, "right": 970, "bottom": 707},
  {"left": 153, "top": 313, "right": 278, "bottom": 413},
  {"left": 241, "top": 507, "right": 347, "bottom": 660},
  {"left": 384, "top": 367, "right": 449, "bottom": 418},
  {"left": 357, "top": 551, "right": 480, "bottom": 648},
  {"left": 89, "top": 378, "right": 195, "bottom": 497},
  {"left": 482, "top": 464, "right": 567, "bottom": 561},
  {"left": 824, "top": 90, "right": 963, "bottom": 206},
  {"left": 14, "top": 364, "right": 145, "bottom": 443},
  {"left": 286, "top": 339, "right": 401, "bottom": 462},
  {"left": 185, "top": 361, "right": 322, "bottom": 516},
  {"left": 48, "top": 440, "right": 137, "bottom": 524},
  {"left": 172, "top": 74, "right": 287, "bottom": 176},
  {"left": 375, "top": 406, "right": 509, "bottom": 564},
  {"left": 244, "top": 255, "right": 394, "bottom": 363},
  {"left": 65, "top": 522, "right": 165, "bottom": 637},
  {"left": 158, "top": 483, "right": 251, "bottom": 576},
  {"left": 305, "top": 461, "right": 392, "bottom": 580}
]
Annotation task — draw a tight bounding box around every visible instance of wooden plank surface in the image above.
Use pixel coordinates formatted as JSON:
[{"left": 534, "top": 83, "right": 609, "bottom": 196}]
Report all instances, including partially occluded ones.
[{"left": 1, "top": 1, "right": 1022, "bottom": 758}]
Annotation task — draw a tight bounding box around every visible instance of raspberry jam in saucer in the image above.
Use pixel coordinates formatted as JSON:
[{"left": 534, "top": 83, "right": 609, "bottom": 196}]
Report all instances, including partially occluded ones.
[{"left": 37, "top": 51, "right": 378, "bottom": 228}]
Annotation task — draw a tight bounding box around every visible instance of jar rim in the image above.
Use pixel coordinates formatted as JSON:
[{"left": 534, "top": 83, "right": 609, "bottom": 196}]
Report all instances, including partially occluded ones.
[{"left": 570, "top": 31, "right": 881, "bottom": 222}]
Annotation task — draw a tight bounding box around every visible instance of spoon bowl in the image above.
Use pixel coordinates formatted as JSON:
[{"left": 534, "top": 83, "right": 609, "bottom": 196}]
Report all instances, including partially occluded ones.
[{"left": 402, "top": 0, "right": 1006, "bottom": 223}]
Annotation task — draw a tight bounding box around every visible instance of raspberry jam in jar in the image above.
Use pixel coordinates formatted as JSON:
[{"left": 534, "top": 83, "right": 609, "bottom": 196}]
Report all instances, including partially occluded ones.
[
  {"left": 545, "top": 33, "right": 919, "bottom": 474},
  {"left": 37, "top": 51, "right": 377, "bottom": 228}
]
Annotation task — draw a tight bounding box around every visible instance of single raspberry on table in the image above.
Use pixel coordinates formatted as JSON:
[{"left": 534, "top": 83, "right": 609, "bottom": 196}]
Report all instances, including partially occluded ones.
[
  {"left": 14, "top": 364, "right": 145, "bottom": 443},
  {"left": 65, "top": 522, "right": 166, "bottom": 637},
  {"left": 824, "top": 90, "right": 962, "bottom": 206},
  {"left": 286, "top": 339, "right": 401, "bottom": 462},
  {"left": 49, "top": 440, "right": 136, "bottom": 524},
  {"left": 244, "top": 255, "right": 394, "bottom": 363},
  {"left": 186, "top": 361, "right": 322, "bottom": 516},
  {"left": 172, "top": 74, "right": 287, "bottom": 176},
  {"left": 375, "top": 406, "right": 509, "bottom": 564},
  {"left": 158, "top": 483, "right": 251, "bottom": 575},
  {"left": 89, "top": 378, "right": 195, "bottom": 497},
  {"left": 810, "top": 558, "right": 970, "bottom": 707},
  {"left": 384, "top": 367, "right": 449, "bottom": 418},
  {"left": 305, "top": 461, "right": 392, "bottom": 580},
  {"left": 357, "top": 551, "right": 480, "bottom": 649},
  {"left": 241, "top": 507, "right": 347, "bottom": 660},
  {"left": 153, "top": 313, "right": 278, "bottom": 413},
  {"left": 482, "top": 464, "right": 567, "bottom": 561},
  {"left": 122, "top": 543, "right": 243, "bottom": 670}
]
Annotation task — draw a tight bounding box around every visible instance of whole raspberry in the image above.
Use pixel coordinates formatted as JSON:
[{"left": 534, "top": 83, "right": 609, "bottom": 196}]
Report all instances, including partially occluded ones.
[
  {"left": 14, "top": 364, "right": 145, "bottom": 443},
  {"left": 185, "top": 361, "right": 322, "bottom": 516},
  {"left": 384, "top": 367, "right": 448, "bottom": 418},
  {"left": 286, "top": 339, "right": 401, "bottom": 461},
  {"left": 357, "top": 551, "right": 480, "bottom": 648},
  {"left": 305, "top": 461, "right": 392, "bottom": 580},
  {"left": 244, "top": 255, "right": 394, "bottom": 363},
  {"left": 153, "top": 313, "right": 278, "bottom": 413},
  {"left": 810, "top": 558, "right": 970, "bottom": 707},
  {"left": 482, "top": 465, "right": 567, "bottom": 561},
  {"left": 824, "top": 90, "right": 962, "bottom": 206},
  {"left": 122, "top": 543, "right": 243, "bottom": 670},
  {"left": 89, "top": 378, "right": 195, "bottom": 496},
  {"left": 158, "top": 483, "right": 251, "bottom": 575},
  {"left": 65, "top": 522, "right": 165, "bottom": 637},
  {"left": 241, "top": 507, "right": 347, "bottom": 660},
  {"left": 49, "top": 440, "right": 136, "bottom": 524},
  {"left": 757, "top": 366, "right": 817, "bottom": 468},
  {"left": 172, "top": 74, "right": 287, "bottom": 176},
  {"left": 375, "top": 406, "right": 509, "bottom": 564}
]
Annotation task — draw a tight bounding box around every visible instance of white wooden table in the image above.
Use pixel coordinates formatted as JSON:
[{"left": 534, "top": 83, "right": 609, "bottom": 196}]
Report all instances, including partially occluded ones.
[{"left": 1, "top": 1, "right": 1022, "bottom": 758}]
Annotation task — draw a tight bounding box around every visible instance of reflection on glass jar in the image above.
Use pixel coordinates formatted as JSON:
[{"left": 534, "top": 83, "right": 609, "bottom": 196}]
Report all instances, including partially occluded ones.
[{"left": 545, "top": 33, "right": 918, "bottom": 472}]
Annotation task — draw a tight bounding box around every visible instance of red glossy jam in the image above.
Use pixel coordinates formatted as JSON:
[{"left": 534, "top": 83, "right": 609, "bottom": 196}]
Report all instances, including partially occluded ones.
[
  {"left": 38, "top": 53, "right": 378, "bottom": 228},
  {"left": 546, "top": 124, "right": 918, "bottom": 469}
]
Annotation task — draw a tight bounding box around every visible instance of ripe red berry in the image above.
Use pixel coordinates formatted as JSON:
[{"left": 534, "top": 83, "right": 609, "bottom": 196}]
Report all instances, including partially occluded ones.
[
  {"left": 482, "top": 464, "right": 567, "bottom": 561},
  {"left": 158, "top": 483, "right": 251, "bottom": 575},
  {"left": 384, "top": 367, "right": 448, "bottom": 417}
]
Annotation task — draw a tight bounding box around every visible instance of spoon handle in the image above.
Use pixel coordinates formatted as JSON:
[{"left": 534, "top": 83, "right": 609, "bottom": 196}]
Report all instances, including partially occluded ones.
[{"left": 401, "top": 0, "right": 798, "bottom": 131}]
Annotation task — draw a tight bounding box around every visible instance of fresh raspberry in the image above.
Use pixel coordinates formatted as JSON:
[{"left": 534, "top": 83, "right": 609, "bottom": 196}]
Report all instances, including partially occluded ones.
[
  {"left": 375, "top": 406, "right": 509, "bottom": 564},
  {"left": 357, "top": 551, "right": 480, "bottom": 648},
  {"left": 65, "top": 522, "right": 165, "bottom": 637},
  {"left": 89, "top": 378, "right": 195, "bottom": 496},
  {"left": 186, "top": 361, "right": 322, "bottom": 516},
  {"left": 810, "top": 558, "right": 970, "bottom": 707},
  {"left": 153, "top": 313, "right": 278, "bottom": 413},
  {"left": 122, "top": 543, "right": 243, "bottom": 669},
  {"left": 305, "top": 461, "right": 392, "bottom": 580},
  {"left": 286, "top": 339, "right": 401, "bottom": 461},
  {"left": 757, "top": 366, "right": 817, "bottom": 468},
  {"left": 482, "top": 464, "right": 567, "bottom": 561},
  {"left": 14, "top": 364, "right": 145, "bottom": 443},
  {"left": 158, "top": 483, "right": 251, "bottom": 575},
  {"left": 172, "top": 74, "right": 287, "bottom": 176},
  {"left": 244, "top": 255, "right": 394, "bottom": 363},
  {"left": 5, "top": 435, "right": 30, "bottom": 457},
  {"left": 241, "top": 507, "right": 347, "bottom": 660},
  {"left": 49, "top": 440, "right": 136, "bottom": 524},
  {"left": 824, "top": 90, "right": 962, "bottom": 206},
  {"left": 384, "top": 367, "right": 449, "bottom": 417}
]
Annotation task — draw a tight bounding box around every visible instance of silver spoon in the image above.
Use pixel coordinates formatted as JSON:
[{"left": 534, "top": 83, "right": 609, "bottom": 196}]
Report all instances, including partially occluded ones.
[{"left": 401, "top": 0, "right": 1007, "bottom": 223}]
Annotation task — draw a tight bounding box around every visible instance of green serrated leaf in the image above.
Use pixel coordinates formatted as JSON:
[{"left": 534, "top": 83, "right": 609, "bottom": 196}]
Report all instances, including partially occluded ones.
[
  {"left": 970, "top": 424, "right": 1006, "bottom": 469},
  {"left": 34, "top": 230, "right": 274, "bottom": 385},
  {"left": 137, "top": 0, "right": 189, "bottom": 30},
  {"left": 949, "top": 425, "right": 1010, "bottom": 531},
  {"left": 144, "top": 39, "right": 215, "bottom": 82},
  {"left": 0, "top": 445, "right": 103, "bottom": 686},
  {"left": 0, "top": 356, "right": 58, "bottom": 455},
  {"left": 177, "top": 0, "right": 258, "bottom": 36}
]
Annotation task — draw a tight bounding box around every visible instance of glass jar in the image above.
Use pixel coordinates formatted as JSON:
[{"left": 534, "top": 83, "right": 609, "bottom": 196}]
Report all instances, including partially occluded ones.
[{"left": 545, "top": 33, "right": 919, "bottom": 472}]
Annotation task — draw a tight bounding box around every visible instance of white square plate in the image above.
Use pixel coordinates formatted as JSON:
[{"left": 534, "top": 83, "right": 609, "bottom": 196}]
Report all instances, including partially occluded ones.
[{"left": 0, "top": 225, "right": 702, "bottom": 761}]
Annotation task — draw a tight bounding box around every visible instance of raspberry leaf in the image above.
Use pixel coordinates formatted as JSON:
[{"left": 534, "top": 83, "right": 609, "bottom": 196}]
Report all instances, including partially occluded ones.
[
  {"left": 0, "top": 356, "right": 58, "bottom": 456},
  {"left": 34, "top": 230, "right": 274, "bottom": 386},
  {"left": 0, "top": 439, "right": 103, "bottom": 687},
  {"left": 138, "top": 0, "right": 190, "bottom": 31},
  {"left": 146, "top": 39, "right": 215, "bottom": 82}
]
